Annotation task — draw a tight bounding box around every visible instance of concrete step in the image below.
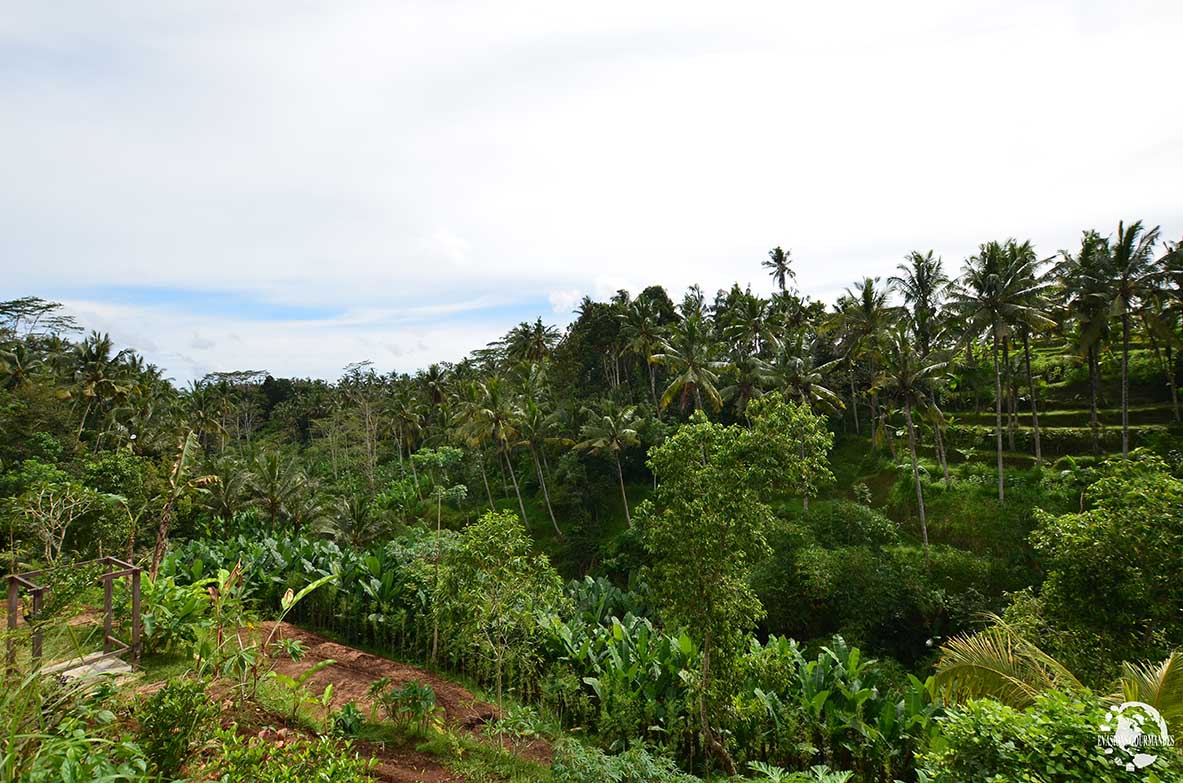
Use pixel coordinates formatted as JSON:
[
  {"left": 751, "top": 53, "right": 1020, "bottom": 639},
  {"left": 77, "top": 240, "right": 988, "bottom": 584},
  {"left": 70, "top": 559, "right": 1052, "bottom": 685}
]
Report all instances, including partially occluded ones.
[{"left": 42, "top": 650, "right": 133, "bottom": 681}]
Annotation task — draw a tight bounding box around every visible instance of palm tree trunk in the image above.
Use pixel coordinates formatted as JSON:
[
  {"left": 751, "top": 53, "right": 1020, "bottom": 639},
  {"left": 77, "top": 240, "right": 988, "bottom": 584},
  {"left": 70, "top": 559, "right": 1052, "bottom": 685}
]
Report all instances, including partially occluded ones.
[
  {"left": 531, "top": 446, "right": 561, "bottom": 537},
  {"left": 1168, "top": 344, "right": 1180, "bottom": 422},
  {"left": 1088, "top": 345, "right": 1101, "bottom": 455},
  {"left": 1022, "top": 328, "right": 1042, "bottom": 466},
  {"left": 149, "top": 499, "right": 175, "bottom": 580},
  {"left": 478, "top": 450, "right": 495, "bottom": 509},
  {"left": 1003, "top": 337, "right": 1016, "bottom": 451},
  {"left": 504, "top": 446, "right": 529, "bottom": 525},
  {"left": 933, "top": 415, "right": 951, "bottom": 488},
  {"left": 993, "top": 331, "right": 1005, "bottom": 503},
  {"left": 648, "top": 361, "right": 659, "bottom": 409},
  {"left": 904, "top": 404, "right": 929, "bottom": 566},
  {"left": 614, "top": 452, "right": 632, "bottom": 528},
  {"left": 1121, "top": 312, "right": 1131, "bottom": 457},
  {"left": 850, "top": 373, "right": 860, "bottom": 435}
]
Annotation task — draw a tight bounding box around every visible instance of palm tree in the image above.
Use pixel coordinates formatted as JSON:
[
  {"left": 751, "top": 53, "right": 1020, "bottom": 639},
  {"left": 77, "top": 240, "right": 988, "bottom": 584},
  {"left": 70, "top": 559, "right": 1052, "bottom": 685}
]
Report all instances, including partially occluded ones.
[
  {"left": 1057, "top": 231, "right": 1113, "bottom": 454},
  {"left": 876, "top": 321, "right": 947, "bottom": 564},
  {"left": 839, "top": 277, "right": 893, "bottom": 444},
  {"left": 889, "top": 250, "right": 948, "bottom": 356},
  {"left": 1108, "top": 220, "right": 1163, "bottom": 456},
  {"left": 576, "top": 400, "right": 641, "bottom": 527},
  {"left": 250, "top": 452, "right": 305, "bottom": 529},
  {"left": 948, "top": 242, "right": 1045, "bottom": 502},
  {"left": 462, "top": 377, "right": 529, "bottom": 525},
  {"left": 762, "top": 246, "right": 796, "bottom": 293},
  {"left": 651, "top": 314, "right": 724, "bottom": 414},
  {"left": 768, "top": 333, "right": 844, "bottom": 414},
  {"left": 1003, "top": 240, "right": 1054, "bottom": 466},
  {"left": 517, "top": 397, "right": 563, "bottom": 537},
  {"left": 721, "top": 354, "right": 771, "bottom": 415},
  {"left": 620, "top": 298, "right": 666, "bottom": 408},
  {"left": 73, "top": 331, "right": 131, "bottom": 438}
]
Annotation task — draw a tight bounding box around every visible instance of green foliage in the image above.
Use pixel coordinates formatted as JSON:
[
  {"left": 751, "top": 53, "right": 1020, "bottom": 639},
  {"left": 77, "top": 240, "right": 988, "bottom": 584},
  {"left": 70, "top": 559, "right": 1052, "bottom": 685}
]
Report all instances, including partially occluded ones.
[
  {"left": 1029, "top": 451, "right": 1183, "bottom": 683},
  {"left": 329, "top": 702, "right": 366, "bottom": 738},
  {"left": 551, "top": 739, "right": 700, "bottom": 783},
  {"left": 209, "top": 729, "right": 374, "bottom": 783},
  {"left": 377, "top": 679, "right": 441, "bottom": 735},
  {"left": 922, "top": 690, "right": 1183, "bottom": 782},
  {"left": 135, "top": 677, "right": 218, "bottom": 778},
  {"left": 437, "top": 509, "right": 568, "bottom": 708}
]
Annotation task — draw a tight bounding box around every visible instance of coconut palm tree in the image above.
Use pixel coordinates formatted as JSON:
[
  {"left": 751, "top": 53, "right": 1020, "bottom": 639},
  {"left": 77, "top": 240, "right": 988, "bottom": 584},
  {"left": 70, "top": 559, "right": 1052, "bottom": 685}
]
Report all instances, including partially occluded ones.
[
  {"left": 73, "top": 331, "right": 131, "bottom": 438},
  {"left": 768, "top": 333, "right": 844, "bottom": 415},
  {"left": 838, "top": 277, "right": 894, "bottom": 444},
  {"left": 250, "top": 452, "right": 306, "bottom": 529},
  {"left": 517, "top": 396, "right": 563, "bottom": 537},
  {"left": 576, "top": 400, "right": 641, "bottom": 527},
  {"left": 876, "top": 321, "right": 947, "bottom": 564},
  {"left": 889, "top": 250, "right": 948, "bottom": 356},
  {"left": 620, "top": 298, "right": 666, "bottom": 408},
  {"left": 1108, "top": 220, "right": 1163, "bottom": 456},
  {"left": 948, "top": 242, "right": 1045, "bottom": 501},
  {"left": 651, "top": 314, "right": 724, "bottom": 414},
  {"left": 1057, "top": 231, "right": 1113, "bottom": 455},
  {"left": 462, "top": 377, "right": 529, "bottom": 525},
  {"left": 721, "top": 354, "right": 771, "bottom": 416},
  {"left": 1003, "top": 240, "right": 1054, "bottom": 466},
  {"left": 762, "top": 246, "right": 796, "bottom": 293}
]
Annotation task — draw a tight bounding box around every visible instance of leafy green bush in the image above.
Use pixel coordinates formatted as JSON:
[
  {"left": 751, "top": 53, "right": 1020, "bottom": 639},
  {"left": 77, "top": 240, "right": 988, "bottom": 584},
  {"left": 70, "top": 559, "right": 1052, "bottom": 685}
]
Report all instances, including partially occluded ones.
[
  {"left": 209, "top": 729, "right": 374, "bottom": 783},
  {"left": 1029, "top": 451, "right": 1183, "bottom": 684},
  {"left": 135, "top": 677, "right": 218, "bottom": 778},
  {"left": 329, "top": 702, "right": 365, "bottom": 738},
  {"left": 922, "top": 691, "right": 1183, "bottom": 782},
  {"left": 801, "top": 500, "right": 898, "bottom": 547},
  {"left": 551, "top": 739, "right": 699, "bottom": 783}
]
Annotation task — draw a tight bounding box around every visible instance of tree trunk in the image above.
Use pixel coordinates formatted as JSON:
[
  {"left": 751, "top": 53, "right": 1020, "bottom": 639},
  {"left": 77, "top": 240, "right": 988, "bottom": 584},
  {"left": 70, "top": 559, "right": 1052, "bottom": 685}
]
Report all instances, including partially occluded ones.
[
  {"left": 477, "top": 451, "right": 495, "bottom": 509},
  {"left": 532, "top": 446, "right": 562, "bottom": 537},
  {"left": 504, "top": 447, "right": 529, "bottom": 525},
  {"left": 699, "top": 629, "right": 737, "bottom": 777},
  {"left": 614, "top": 452, "right": 632, "bottom": 528},
  {"left": 648, "top": 361, "right": 659, "bottom": 409},
  {"left": 850, "top": 374, "right": 860, "bottom": 435},
  {"left": 993, "top": 331, "right": 1005, "bottom": 503},
  {"left": 1088, "top": 345, "right": 1101, "bottom": 455},
  {"left": 149, "top": 499, "right": 174, "bottom": 580},
  {"left": 904, "top": 404, "right": 929, "bottom": 566},
  {"left": 1121, "top": 312, "right": 1130, "bottom": 457},
  {"left": 1022, "top": 328, "right": 1042, "bottom": 466},
  {"left": 1168, "top": 344, "right": 1180, "bottom": 422},
  {"left": 933, "top": 415, "right": 951, "bottom": 488},
  {"left": 1003, "top": 337, "right": 1016, "bottom": 451}
]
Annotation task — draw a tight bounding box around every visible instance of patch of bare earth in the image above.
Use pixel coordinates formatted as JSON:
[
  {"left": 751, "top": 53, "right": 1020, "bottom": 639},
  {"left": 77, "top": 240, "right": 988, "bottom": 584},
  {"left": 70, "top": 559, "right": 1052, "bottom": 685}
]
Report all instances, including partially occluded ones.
[{"left": 259, "top": 622, "right": 554, "bottom": 781}]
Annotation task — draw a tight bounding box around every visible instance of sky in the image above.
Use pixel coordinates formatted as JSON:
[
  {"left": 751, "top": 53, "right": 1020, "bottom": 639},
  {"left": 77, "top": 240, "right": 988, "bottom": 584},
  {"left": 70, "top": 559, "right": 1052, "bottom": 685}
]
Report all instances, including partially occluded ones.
[{"left": 3, "top": 1, "right": 1182, "bottom": 383}]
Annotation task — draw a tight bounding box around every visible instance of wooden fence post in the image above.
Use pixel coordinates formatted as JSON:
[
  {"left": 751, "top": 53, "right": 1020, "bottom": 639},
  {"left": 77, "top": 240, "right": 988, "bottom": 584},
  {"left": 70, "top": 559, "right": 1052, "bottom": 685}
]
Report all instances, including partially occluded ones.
[{"left": 131, "top": 569, "right": 142, "bottom": 664}]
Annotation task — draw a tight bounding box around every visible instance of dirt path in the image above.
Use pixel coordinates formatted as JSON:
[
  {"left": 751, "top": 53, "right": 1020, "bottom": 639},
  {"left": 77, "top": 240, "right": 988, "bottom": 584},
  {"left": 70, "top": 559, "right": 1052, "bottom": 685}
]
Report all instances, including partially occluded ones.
[
  {"left": 264, "top": 622, "right": 498, "bottom": 730},
  {"left": 261, "top": 622, "right": 515, "bottom": 783}
]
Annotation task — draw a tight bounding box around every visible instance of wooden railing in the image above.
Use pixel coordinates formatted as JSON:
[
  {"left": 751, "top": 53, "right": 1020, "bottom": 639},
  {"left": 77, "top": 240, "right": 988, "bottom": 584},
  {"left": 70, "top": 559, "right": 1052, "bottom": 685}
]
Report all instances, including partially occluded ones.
[{"left": 5, "top": 556, "right": 142, "bottom": 671}]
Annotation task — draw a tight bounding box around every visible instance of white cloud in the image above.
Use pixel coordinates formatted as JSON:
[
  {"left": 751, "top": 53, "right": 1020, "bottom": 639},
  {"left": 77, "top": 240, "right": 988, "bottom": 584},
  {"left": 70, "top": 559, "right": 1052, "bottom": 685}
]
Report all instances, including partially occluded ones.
[{"left": 3, "top": 0, "right": 1182, "bottom": 380}]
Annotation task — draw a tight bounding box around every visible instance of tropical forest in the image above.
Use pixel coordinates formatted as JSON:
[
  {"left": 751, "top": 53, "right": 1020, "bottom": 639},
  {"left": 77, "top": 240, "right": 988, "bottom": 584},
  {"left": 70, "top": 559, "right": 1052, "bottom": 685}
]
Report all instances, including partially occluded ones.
[{"left": 4, "top": 224, "right": 1183, "bottom": 782}]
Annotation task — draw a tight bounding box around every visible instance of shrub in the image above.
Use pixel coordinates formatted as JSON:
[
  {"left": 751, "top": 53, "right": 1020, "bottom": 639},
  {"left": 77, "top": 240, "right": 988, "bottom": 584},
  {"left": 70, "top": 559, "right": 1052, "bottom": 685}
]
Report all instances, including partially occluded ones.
[
  {"left": 209, "top": 729, "right": 375, "bottom": 783},
  {"left": 551, "top": 739, "right": 699, "bottom": 783},
  {"left": 801, "top": 500, "right": 898, "bottom": 547},
  {"left": 330, "top": 702, "right": 365, "bottom": 738},
  {"left": 136, "top": 677, "right": 218, "bottom": 778},
  {"left": 922, "top": 691, "right": 1183, "bottom": 782}
]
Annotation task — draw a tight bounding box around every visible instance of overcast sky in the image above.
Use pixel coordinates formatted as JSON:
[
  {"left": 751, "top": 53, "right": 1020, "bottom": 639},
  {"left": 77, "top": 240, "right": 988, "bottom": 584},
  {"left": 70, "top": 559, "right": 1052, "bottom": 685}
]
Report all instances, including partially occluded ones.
[{"left": 3, "top": 1, "right": 1181, "bottom": 383}]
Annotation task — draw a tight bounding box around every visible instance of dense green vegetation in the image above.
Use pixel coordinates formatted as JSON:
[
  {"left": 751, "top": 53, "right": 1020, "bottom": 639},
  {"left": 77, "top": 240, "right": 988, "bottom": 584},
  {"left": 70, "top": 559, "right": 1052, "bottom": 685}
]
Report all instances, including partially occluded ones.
[{"left": 3, "top": 223, "right": 1183, "bottom": 780}]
